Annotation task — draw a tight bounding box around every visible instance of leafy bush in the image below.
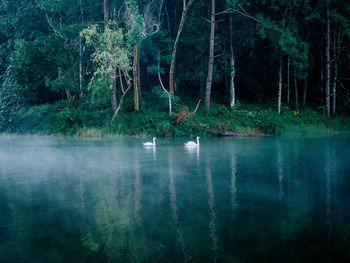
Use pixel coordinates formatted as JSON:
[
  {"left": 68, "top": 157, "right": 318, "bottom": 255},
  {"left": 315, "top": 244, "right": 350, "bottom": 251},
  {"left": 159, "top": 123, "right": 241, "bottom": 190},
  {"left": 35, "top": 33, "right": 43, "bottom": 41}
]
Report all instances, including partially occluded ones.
[
  {"left": 0, "top": 77, "right": 24, "bottom": 132},
  {"left": 3, "top": 94, "right": 350, "bottom": 136}
]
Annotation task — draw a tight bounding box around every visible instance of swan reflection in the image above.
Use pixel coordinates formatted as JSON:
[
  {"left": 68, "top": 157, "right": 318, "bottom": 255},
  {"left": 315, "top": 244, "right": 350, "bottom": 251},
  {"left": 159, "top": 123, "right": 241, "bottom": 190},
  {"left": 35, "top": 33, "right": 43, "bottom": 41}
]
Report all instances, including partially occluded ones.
[
  {"left": 185, "top": 143, "right": 200, "bottom": 165},
  {"left": 143, "top": 145, "right": 156, "bottom": 162}
]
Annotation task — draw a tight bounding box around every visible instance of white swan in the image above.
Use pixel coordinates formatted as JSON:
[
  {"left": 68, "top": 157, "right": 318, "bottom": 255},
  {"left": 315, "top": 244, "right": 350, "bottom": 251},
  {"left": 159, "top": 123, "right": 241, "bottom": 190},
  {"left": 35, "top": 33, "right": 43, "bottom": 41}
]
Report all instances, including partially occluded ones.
[
  {"left": 185, "top": 136, "right": 199, "bottom": 147},
  {"left": 143, "top": 137, "right": 156, "bottom": 146}
]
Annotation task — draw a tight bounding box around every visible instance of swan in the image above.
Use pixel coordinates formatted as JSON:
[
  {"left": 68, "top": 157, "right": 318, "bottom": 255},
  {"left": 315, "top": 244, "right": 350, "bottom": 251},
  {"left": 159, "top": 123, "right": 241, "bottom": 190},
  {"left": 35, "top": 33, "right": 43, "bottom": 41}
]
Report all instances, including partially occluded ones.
[
  {"left": 185, "top": 136, "right": 199, "bottom": 147},
  {"left": 143, "top": 137, "right": 156, "bottom": 146}
]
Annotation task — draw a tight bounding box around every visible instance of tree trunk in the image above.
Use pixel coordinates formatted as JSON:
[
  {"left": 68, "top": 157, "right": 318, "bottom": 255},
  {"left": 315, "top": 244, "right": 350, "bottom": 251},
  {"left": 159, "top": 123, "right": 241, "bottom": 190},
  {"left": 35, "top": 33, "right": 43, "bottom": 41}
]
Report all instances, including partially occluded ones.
[
  {"left": 110, "top": 82, "right": 117, "bottom": 112},
  {"left": 278, "top": 51, "right": 283, "bottom": 114},
  {"left": 111, "top": 70, "right": 132, "bottom": 122},
  {"left": 205, "top": 0, "right": 215, "bottom": 110},
  {"left": 325, "top": 0, "right": 331, "bottom": 118},
  {"left": 79, "top": 0, "right": 84, "bottom": 97},
  {"left": 287, "top": 56, "right": 290, "bottom": 105},
  {"left": 58, "top": 67, "right": 71, "bottom": 99},
  {"left": 104, "top": 0, "right": 117, "bottom": 112},
  {"left": 158, "top": 50, "right": 172, "bottom": 115},
  {"left": 332, "top": 55, "right": 337, "bottom": 116},
  {"left": 332, "top": 27, "right": 341, "bottom": 115},
  {"left": 229, "top": 17, "right": 235, "bottom": 109},
  {"left": 111, "top": 91, "right": 126, "bottom": 122},
  {"left": 303, "top": 77, "right": 307, "bottom": 107},
  {"left": 165, "top": 5, "right": 171, "bottom": 38},
  {"left": 137, "top": 47, "right": 142, "bottom": 102},
  {"left": 294, "top": 66, "right": 298, "bottom": 110},
  {"left": 133, "top": 44, "right": 139, "bottom": 111},
  {"left": 169, "top": 0, "right": 194, "bottom": 95},
  {"left": 321, "top": 52, "right": 324, "bottom": 105},
  {"left": 303, "top": 39, "right": 309, "bottom": 107},
  {"left": 103, "top": 0, "right": 109, "bottom": 24},
  {"left": 79, "top": 38, "right": 83, "bottom": 97}
]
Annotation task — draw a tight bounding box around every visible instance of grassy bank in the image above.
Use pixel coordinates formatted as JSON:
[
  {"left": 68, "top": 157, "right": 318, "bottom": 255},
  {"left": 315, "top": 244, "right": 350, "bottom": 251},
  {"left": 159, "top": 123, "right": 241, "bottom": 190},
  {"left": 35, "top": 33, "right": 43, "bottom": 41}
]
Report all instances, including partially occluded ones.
[{"left": 3, "top": 94, "right": 350, "bottom": 137}]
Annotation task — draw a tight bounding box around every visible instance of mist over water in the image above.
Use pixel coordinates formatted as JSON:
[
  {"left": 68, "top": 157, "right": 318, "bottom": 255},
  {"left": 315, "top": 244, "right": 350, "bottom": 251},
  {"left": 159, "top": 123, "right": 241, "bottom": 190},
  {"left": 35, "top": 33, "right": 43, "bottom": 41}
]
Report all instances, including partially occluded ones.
[{"left": 0, "top": 136, "right": 349, "bottom": 262}]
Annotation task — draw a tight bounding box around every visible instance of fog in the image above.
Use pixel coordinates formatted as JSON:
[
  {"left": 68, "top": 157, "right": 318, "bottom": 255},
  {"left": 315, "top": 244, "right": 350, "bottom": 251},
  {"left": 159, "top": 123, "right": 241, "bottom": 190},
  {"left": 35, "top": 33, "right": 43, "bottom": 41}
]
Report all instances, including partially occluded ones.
[{"left": 0, "top": 135, "right": 349, "bottom": 262}]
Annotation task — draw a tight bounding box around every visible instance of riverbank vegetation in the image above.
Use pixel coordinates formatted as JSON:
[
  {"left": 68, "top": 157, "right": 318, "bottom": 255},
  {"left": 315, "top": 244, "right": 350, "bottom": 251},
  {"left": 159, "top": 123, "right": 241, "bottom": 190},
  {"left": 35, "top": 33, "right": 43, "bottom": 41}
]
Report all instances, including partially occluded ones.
[
  {"left": 1, "top": 0, "right": 350, "bottom": 137},
  {"left": 4, "top": 94, "right": 350, "bottom": 137}
]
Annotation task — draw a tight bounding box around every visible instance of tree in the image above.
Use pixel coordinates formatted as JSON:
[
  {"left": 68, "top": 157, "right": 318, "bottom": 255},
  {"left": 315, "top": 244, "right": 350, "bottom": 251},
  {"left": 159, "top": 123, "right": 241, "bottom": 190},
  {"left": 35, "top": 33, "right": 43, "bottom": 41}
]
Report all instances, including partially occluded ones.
[
  {"left": 169, "top": 0, "right": 194, "bottom": 95},
  {"left": 325, "top": 0, "right": 331, "bottom": 118},
  {"left": 204, "top": 0, "right": 215, "bottom": 110},
  {"left": 229, "top": 16, "right": 236, "bottom": 108},
  {"left": 123, "top": 0, "right": 162, "bottom": 111},
  {"left": 81, "top": 22, "right": 132, "bottom": 120}
]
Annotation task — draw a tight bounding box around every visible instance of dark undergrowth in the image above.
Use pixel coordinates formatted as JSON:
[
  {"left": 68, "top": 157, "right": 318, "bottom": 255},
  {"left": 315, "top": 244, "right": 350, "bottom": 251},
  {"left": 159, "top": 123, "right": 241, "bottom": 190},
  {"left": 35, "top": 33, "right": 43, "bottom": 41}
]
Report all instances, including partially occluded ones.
[{"left": 2, "top": 92, "right": 350, "bottom": 137}]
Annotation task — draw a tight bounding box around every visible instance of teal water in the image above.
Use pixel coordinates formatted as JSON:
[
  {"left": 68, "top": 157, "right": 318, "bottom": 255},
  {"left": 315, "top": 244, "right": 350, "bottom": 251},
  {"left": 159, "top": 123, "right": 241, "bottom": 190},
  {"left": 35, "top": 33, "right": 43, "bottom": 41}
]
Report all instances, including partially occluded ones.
[{"left": 0, "top": 136, "right": 349, "bottom": 263}]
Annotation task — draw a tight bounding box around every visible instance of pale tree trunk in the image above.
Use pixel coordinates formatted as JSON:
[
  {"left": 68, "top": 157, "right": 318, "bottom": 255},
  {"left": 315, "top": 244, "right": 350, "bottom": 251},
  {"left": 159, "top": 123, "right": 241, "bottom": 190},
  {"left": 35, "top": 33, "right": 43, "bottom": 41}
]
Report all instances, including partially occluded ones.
[
  {"left": 321, "top": 52, "right": 324, "bottom": 104},
  {"left": 303, "top": 77, "right": 307, "bottom": 107},
  {"left": 158, "top": 50, "right": 172, "bottom": 115},
  {"left": 229, "top": 17, "right": 235, "bottom": 108},
  {"left": 79, "top": 38, "right": 83, "bottom": 97},
  {"left": 79, "top": 0, "right": 84, "bottom": 97},
  {"left": 278, "top": 51, "right": 283, "bottom": 114},
  {"left": 325, "top": 0, "right": 331, "bottom": 118},
  {"left": 294, "top": 66, "right": 298, "bottom": 110},
  {"left": 332, "top": 41, "right": 337, "bottom": 115},
  {"left": 332, "top": 26, "right": 341, "bottom": 115},
  {"left": 104, "top": 0, "right": 117, "bottom": 112},
  {"left": 223, "top": 35, "right": 229, "bottom": 99},
  {"left": 205, "top": 0, "right": 215, "bottom": 110},
  {"left": 169, "top": 0, "right": 194, "bottom": 95},
  {"left": 287, "top": 56, "right": 290, "bottom": 105},
  {"left": 111, "top": 69, "right": 132, "bottom": 122},
  {"left": 137, "top": 48, "right": 142, "bottom": 102},
  {"left": 109, "top": 74, "right": 117, "bottom": 112},
  {"left": 302, "top": 36, "right": 309, "bottom": 107},
  {"left": 133, "top": 44, "right": 139, "bottom": 111}
]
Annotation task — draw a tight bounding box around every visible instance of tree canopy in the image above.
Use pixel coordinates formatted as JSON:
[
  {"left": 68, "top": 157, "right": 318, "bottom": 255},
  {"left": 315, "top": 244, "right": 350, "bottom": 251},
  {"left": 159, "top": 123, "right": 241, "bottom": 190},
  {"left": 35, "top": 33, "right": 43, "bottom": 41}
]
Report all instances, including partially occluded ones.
[{"left": 0, "top": 0, "right": 349, "bottom": 134}]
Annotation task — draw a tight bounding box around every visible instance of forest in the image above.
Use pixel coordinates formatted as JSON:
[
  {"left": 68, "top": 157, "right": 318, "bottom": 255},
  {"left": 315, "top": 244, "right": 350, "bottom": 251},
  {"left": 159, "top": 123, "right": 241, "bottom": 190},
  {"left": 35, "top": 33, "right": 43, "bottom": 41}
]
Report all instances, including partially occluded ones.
[{"left": 0, "top": 0, "right": 350, "bottom": 136}]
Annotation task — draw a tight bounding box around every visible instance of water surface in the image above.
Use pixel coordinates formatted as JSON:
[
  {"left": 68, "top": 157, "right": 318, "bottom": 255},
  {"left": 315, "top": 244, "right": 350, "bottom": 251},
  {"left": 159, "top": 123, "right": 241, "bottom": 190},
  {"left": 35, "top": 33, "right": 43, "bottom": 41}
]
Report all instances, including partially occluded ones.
[{"left": 0, "top": 136, "right": 349, "bottom": 262}]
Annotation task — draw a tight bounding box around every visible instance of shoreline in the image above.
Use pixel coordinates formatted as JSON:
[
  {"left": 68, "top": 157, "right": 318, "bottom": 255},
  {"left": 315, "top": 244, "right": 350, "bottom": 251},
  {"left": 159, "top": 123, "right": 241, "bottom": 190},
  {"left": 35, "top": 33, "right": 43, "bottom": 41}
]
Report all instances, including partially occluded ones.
[{"left": 1, "top": 129, "right": 349, "bottom": 139}]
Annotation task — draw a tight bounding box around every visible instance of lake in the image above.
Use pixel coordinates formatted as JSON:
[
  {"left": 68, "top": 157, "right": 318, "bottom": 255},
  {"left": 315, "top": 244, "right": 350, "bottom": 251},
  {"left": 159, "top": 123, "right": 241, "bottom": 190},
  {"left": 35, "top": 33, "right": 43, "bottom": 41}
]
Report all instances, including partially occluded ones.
[{"left": 0, "top": 136, "right": 349, "bottom": 262}]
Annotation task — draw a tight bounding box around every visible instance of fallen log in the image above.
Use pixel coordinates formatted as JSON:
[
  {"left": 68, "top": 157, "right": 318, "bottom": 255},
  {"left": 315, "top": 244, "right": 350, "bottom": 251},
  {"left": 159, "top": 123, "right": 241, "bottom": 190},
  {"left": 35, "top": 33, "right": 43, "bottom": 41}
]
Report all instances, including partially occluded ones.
[{"left": 204, "top": 128, "right": 270, "bottom": 137}]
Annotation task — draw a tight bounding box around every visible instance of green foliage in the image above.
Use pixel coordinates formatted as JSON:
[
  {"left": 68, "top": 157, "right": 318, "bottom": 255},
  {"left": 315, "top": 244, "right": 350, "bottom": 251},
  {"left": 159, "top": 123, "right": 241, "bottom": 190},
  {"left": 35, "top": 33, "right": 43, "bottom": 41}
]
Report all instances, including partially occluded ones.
[
  {"left": 81, "top": 22, "right": 131, "bottom": 84},
  {"left": 0, "top": 76, "right": 24, "bottom": 131},
  {"left": 2, "top": 94, "right": 350, "bottom": 137},
  {"left": 0, "top": 0, "right": 350, "bottom": 137}
]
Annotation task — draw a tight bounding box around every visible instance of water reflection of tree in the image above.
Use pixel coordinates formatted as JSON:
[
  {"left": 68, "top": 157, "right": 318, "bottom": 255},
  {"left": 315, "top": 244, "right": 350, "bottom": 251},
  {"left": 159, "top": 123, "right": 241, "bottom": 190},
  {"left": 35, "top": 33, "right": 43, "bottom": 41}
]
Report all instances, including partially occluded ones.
[
  {"left": 225, "top": 139, "right": 316, "bottom": 262},
  {"left": 1, "top": 139, "right": 350, "bottom": 262},
  {"left": 168, "top": 148, "right": 191, "bottom": 262},
  {"left": 230, "top": 151, "right": 238, "bottom": 217},
  {"left": 82, "top": 151, "right": 148, "bottom": 263},
  {"left": 205, "top": 152, "right": 218, "bottom": 263}
]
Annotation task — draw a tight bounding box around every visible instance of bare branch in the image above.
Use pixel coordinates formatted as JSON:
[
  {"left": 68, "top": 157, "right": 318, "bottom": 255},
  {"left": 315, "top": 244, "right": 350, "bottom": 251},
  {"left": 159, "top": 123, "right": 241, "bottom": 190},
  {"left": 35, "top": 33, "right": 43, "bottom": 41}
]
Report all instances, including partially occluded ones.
[
  {"left": 111, "top": 69, "right": 132, "bottom": 122},
  {"left": 119, "top": 68, "right": 125, "bottom": 94},
  {"left": 191, "top": 99, "right": 201, "bottom": 115},
  {"left": 158, "top": 49, "right": 172, "bottom": 115}
]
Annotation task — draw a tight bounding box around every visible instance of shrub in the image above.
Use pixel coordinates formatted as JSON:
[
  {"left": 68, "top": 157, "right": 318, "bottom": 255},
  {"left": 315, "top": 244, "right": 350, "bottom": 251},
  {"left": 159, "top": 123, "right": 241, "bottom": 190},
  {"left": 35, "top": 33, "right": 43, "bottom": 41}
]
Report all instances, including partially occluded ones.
[{"left": 0, "top": 77, "right": 24, "bottom": 132}]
